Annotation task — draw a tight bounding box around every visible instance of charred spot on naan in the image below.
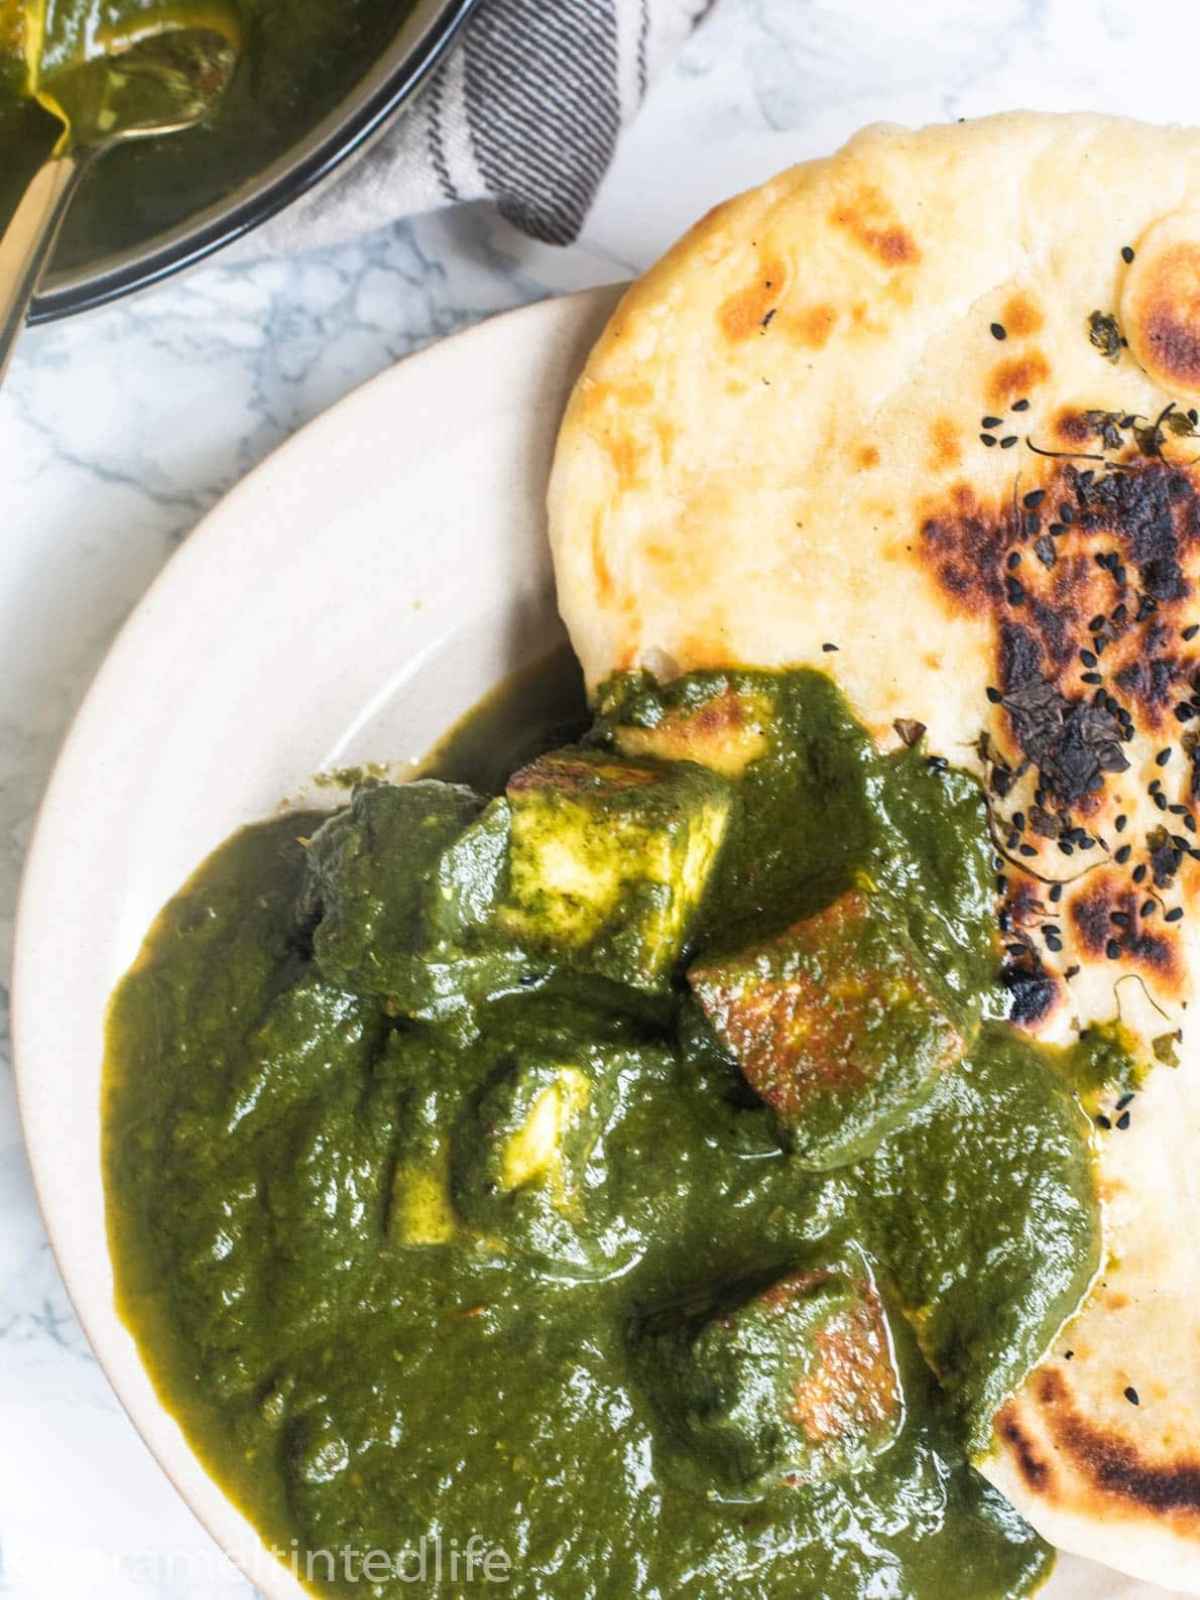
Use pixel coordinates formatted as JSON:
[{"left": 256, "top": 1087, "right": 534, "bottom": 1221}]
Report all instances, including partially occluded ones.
[
  {"left": 1017, "top": 1365, "right": 1200, "bottom": 1526},
  {"left": 1001, "top": 293, "right": 1045, "bottom": 339},
  {"left": 718, "top": 254, "right": 789, "bottom": 342},
  {"left": 996, "top": 1407, "right": 1057, "bottom": 1494},
  {"left": 987, "top": 352, "right": 1051, "bottom": 408},
  {"left": 1068, "top": 872, "right": 1182, "bottom": 993},
  {"left": 1123, "top": 214, "right": 1200, "bottom": 400},
  {"left": 828, "top": 184, "right": 921, "bottom": 268},
  {"left": 916, "top": 456, "right": 1200, "bottom": 998}
]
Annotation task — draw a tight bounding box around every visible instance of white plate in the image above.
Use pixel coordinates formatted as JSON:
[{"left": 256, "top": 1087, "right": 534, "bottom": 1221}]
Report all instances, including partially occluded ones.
[{"left": 10, "top": 286, "right": 1170, "bottom": 1600}]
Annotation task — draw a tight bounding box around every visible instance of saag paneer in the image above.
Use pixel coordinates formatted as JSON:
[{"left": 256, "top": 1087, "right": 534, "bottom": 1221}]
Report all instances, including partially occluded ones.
[{"left": 104, "top": 667, "right": 1115, "bottom": 1600}]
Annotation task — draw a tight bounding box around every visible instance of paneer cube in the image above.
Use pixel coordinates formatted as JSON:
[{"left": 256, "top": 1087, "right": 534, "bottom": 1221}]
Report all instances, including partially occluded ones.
[
  {"left": 494, "top": 748, "right": 732, "bottom": 991},
  {"left": 688, "top": 885, "right": 965, "bottom": 1169},
  {"left": 453, "top": 1056, "right": 607, "bottom": 1219},
  {"left": 641, "top": 1266, "right": 903, "bottom": 1493},
  {"left": 451, "top": 1052, "right": 620, "bottom": 1279},
  {"left": 615, "top": 684, "right": 772, "bottom": 778}
]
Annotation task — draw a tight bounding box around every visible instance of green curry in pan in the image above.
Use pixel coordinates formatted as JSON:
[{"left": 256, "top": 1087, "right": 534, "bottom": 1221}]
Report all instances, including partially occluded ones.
[
  {"left": 104, "top": 663, "right": 1126, "bottom": 1599},
  {"left": 0, "top": 0, "right": 415, "bottom": 272}
]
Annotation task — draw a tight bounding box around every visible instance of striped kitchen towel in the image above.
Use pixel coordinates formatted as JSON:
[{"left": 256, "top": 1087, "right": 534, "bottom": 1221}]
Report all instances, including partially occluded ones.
[{"left": 261, "top": 0, "right": 717, "bottom": 253}]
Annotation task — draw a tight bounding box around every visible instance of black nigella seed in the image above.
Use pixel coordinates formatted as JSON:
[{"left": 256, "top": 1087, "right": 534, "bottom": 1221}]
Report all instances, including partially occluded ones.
[
  {"left": 1059, "top": 840, "right": 1075, "bottom": 856},
  {"left": 1013, "top": 811, "right": 1026, "bottom": 830},
  {"left": 1125, "top": 1386, "right": 1139, "bottom": 1405},
  {"left": 1176, "top": 703, "right": 1196, "bottom": 722},
  {"left": 1049, "top": 883, "right": 1063, "bottom": 903},
  {"left": 1089, "top": 614, "right": 1106, "bottom": 632},
  {"left": 1122, "top": 245, "right": 1135, "bottom": 263},
  {"left": 1133, "top": 863, "right": 1147, "bottom": 883},
  {"left": 1058, "top": 503, "right": 1075, "bottom": 524},
  {"left": 1006, "top": 831, "right": 1020, "bottom": 850},
  {"left": 981, "top": 433, "right": 997, "bottom": 447},
  {"left": 1096, "top": 1114, "right": 1112, "bottom": 1130},
  {"left": 1105, "top": 939, "right": 1122, "bottom": 960},
  {"left": 1005, "top": 578, "right": 1025, "bottom": 606},
  {"left": 1142, "top": 900, "right": 1157, "bottom": 917},
  {"left": 1170, "top": 803, "right": 1188, "bottom": 816},
  {"left": 1116, "top": 1092, "right": 1135, "bottom": 1110},
  {"left": 1116, "top": 814, "right": 1127, "bottom": 832},
  {"left": 1013, "top": 398, "right": 1031, "bottom": 411},
  {"left": 1024, "top": 512, "right": 1041, "bottom": 536},
  {"left": 1186, "top": 815, "right": 1197, "bottom": 833},
  {"left": 1000, "top": 435, "right": 1018, "bottom": 449},
  {"left": 1157, "top": 748, "right": 1173, "bottom": 766},
  {"left": 1166, "top": 906, "right": 1184, "bottom": 922},
  {"left": 1112, "top": 603, "right": 1128, "bottom": 625},
  {"left": 1184, "top": 624, "right": 1200, "bottom": 641},
  {"left": 991, "top": 322, "right": 1007, "bottom": 340},
  {"left": 996, "top": 875, "right": 1008, "bottom": 893},
  {"left": 1045, "top": 933, "right": 1062, "bottom": 952},
  {"left": 1048, "top": 522, "right": 1066, "bottom": 537},
  {"left": 981, "top": 415, "right": 1002, "bottom": 428},
  {"left": 1005, "top": 943, "right": 1027, "bottom": 959},
  {"left": 1007, "top": 551, "right": 1021, "bottom": 570},
  {"left": 1111, "top": 911, "right": 1130, "bottom": 927},
  {"left": 1115, "top": 844, "right": 1132, "bottom": 864},
  {"left": 1154, "top": 792, "right": 1168, "bottom": 811},
  {"left": 822, "top": 642, "right": 839, "bottom": 652},
  {"left": 1064, "top": 963, "right": 1081, "bottom": 978},
  {"left": 1116, "top": 1111, "right": 1132, "bottom": 1130},
  {"left": 1080, "top": 649, "right": 1097, "bottom": 667},
  {"left": 1081, "top": 671, "right": 1103, "bottom": 685},
  {"left": 1019, "top": 844, "right": 1037, "bottom": 858},
  {"left": 1024, "top": 489, "right": 1046, "bottom": 509},
  {"left": 986, "top": 686, "right": 1002, "bottom": 703}
]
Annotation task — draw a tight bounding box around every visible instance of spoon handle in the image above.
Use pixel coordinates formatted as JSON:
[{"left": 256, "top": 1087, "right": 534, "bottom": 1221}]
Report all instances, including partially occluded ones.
[{"left": 0, "top": 152, "right": 86, "bottom": 386}]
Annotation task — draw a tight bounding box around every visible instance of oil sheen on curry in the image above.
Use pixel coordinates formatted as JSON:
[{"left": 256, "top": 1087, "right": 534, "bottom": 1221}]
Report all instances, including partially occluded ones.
[
  {"left": 103, "top": 663, "right": 1143, "bottom": 1599},
  {"left": 0, "top": 0, "right": 414, "bottom": 270}
]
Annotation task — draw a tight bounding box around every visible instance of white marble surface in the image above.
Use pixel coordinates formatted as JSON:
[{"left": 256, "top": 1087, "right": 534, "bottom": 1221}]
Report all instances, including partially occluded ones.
[{"left": 4, "top": 0, "right": 1200, "bottom": 1593}]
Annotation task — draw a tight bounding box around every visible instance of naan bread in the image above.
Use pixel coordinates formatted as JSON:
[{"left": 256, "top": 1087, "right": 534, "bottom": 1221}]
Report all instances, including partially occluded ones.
[{"left": 547, "top": 113, "right": 1200, "bottom": 1592}]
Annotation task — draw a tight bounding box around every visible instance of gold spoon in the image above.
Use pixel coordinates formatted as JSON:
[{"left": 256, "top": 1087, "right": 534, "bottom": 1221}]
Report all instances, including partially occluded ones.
[{"left": 0, "top": 8, "right": 239, "bottom": 382}]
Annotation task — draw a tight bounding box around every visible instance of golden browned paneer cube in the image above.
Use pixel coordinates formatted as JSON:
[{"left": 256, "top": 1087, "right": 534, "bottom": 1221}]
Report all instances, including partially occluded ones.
[
  {"left": 493, "top": 748, "right": 732, "bottom": 992},
  {"left": 688, "top": 887, "right": 964, "bottom": 1168},
  {"left": 615, "top": 684, "right": 773, "bottom": 778},
  {"left": 641, "top": 1266, "right": 904, "bottom": 1493}
]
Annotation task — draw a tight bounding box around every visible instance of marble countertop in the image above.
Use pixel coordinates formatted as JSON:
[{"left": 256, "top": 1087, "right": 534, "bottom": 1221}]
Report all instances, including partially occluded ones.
[{"left": 2, "top": 0, "right": 1197, "bottom": 1593}]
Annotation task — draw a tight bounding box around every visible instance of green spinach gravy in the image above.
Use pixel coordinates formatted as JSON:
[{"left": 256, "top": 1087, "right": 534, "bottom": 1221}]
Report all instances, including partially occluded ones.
[
  {"left": 0, "top": 0, "right": 414, "bottom": 273},
  {"left": 104, "top": 666, "right": 1118, "bottom": 1600}
]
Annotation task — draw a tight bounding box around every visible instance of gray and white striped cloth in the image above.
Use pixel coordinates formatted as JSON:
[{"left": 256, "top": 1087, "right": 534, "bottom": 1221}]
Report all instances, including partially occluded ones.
[{"left": 261, "top": 0, "right": 715, "bottom": 254}]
